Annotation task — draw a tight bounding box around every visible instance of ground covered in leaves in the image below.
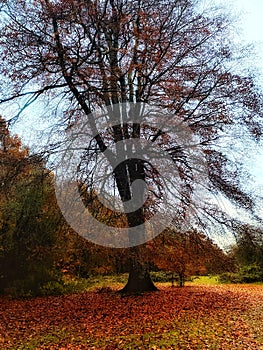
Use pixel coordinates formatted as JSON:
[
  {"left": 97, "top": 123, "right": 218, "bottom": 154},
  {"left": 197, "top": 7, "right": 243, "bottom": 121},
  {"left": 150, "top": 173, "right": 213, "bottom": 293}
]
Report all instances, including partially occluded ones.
[{"left": 1, "top": 284, "right": 263, "bottom": 349}]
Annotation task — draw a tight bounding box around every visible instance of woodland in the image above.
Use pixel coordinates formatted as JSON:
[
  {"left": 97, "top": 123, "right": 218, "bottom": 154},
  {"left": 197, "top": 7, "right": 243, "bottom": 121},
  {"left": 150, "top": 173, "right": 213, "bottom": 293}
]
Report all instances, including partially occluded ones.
[{"left": 0, "top": 0, "right": 263, "bottom": 348}]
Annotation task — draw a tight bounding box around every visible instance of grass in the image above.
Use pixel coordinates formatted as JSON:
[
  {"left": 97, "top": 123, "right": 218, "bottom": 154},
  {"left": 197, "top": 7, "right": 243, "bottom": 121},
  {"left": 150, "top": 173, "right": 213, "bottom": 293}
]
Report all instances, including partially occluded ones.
[
  {"left": 9, "top": 328, "right": 71, "bottom": 350},
  {"left": 61, "top": 273, "right": 221, "bottom": 294},
  {"left": 187, "top": 275, "right": 220, "bottom": 285},
  {"left": 62, "top": 273, "right": 129, "bottom": 293},
  {"left": 59, "top": 273, "right": 222, "bottom": 296}
]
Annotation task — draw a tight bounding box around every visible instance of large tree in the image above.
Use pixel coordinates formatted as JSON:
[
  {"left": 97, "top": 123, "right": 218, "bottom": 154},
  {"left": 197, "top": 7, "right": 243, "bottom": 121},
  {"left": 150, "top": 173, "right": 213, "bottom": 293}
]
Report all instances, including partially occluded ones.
[{"left": 0, "top": 0, "right": 262, "bottom": 292}]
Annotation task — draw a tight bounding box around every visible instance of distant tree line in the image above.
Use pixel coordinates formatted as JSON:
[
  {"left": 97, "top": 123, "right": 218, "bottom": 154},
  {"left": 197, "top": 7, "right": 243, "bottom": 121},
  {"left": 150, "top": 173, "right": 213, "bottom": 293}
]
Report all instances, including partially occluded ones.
[{"left": 0, "top": 117, "right": 238, "bottom": 297}]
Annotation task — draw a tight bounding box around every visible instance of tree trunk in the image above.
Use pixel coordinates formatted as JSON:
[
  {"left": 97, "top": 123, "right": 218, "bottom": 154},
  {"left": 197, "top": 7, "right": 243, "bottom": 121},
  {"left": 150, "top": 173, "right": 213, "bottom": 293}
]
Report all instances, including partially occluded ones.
[
  {"left": 121, "top": 263, "right": 157, "bottom": 293},
  {"left": 171, "top": 273, "right": 175, "bottom": 287},
  {"left": 179, "top": 272, "right": 184, "bottom": 287},
  {"left": 114, "top": 157, "right": 157, "bottom": 293},
  {"left": 121, "top": 206, "right": 157, "bottom": 293},
  {"left": 121, "top": 246, "right": 157, "bottom": 293}
]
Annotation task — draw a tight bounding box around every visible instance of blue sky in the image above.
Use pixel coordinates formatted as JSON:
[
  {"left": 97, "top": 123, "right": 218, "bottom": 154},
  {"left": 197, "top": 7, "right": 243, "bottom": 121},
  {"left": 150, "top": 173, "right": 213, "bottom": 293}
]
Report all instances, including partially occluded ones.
[
  {"left": 235, "top": 0, "right": 263, "bottom": 43},
  {"left": 237, "top": 0, "right": 263, "bottom": 73},
  {"left": 235, "top": 0, "right": 263, "bottom": 184}
]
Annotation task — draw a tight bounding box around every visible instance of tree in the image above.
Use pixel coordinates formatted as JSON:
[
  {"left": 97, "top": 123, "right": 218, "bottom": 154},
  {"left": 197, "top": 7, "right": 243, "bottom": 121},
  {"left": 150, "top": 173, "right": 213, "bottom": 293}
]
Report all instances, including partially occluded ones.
[
  {"left": 0, "top": 117, "right": 64, "bottom": 296},
  {"left": 0, "top": 116, "right": 29, "bottom": 200},
  {"left": 223, "top": 224, "right": 263, "bottom": 283},
  {"left": 56, "top": 226, "right": 119, "bottom": 278},
  {"left": 149, "top": 228, "right": 233, "bottom": 287},
  {"left": 0, "top": 115, "right": 31, "bottom": 254},
  {"left": 0, "top": 0, "right": 262, "bottom": 292},
  {"left": 231, "top": 224, "right": 263, "bottom": 267},
  {"left": 0, "top": 115, "right": 125, "bottom": 295}
]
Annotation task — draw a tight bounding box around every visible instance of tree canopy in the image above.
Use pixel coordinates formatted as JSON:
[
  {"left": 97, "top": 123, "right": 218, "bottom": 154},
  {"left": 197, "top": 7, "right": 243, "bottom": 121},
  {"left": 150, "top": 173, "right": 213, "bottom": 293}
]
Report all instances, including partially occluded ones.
[{"left": 0, "top": 0, "right": 262, "bottom": 291}]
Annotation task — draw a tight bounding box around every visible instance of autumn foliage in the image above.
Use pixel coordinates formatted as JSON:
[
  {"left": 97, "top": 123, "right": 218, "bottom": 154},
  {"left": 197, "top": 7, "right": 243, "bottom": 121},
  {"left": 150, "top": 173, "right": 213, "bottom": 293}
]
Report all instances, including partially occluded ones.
[
  {"left": 1, "top": 284, "right": 263, "bottom": 349},
  {"left": 148, "top": 229, "right": 234, "bottom": 286}
]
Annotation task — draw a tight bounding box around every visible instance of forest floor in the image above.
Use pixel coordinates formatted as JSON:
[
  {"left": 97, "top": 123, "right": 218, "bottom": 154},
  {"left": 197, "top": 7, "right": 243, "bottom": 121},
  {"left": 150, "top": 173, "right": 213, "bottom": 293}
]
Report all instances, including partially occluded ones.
[{"left": 1, "top": 282, "right": 263, "bottom": 349}]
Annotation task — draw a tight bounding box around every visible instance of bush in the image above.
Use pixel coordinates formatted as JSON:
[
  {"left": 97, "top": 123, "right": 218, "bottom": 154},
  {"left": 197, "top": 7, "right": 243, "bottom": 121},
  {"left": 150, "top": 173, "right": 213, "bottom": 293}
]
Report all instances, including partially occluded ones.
[
  {"left": 39, "top": 281, "right": 68, "bottom": 296},
  {"left": 239, "top": 264, "right": 263, "bottom": 283},
  {"left": 218, "top": 272, "right": 243, "bottom": 284},
  {"left": 3, "top": 279, "right": 35, "bottom": 299},
  {"left": 150, "top": 271, "right": 171, "bottom": 283},
  {"left": 0, "top": 263, "right": 64, "bottom": 298},
  {"left": 219, "top": 264, "right": 263, "bottom": 284}
]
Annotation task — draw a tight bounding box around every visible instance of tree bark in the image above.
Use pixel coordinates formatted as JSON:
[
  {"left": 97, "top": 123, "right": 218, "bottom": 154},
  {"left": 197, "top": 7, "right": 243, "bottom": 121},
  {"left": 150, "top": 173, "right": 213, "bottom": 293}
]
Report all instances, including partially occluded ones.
[
  {"left": 113, "top": 157, "right": 157, "bottom": 293},
  {"left": 179, "top": 272, "right": 185, "bottom": 287},
  {"left": 121, "top": 246, "right": 157, "bottom": 293},
  {"left": 120, "top": 211, "right": 158, "bottom": 293},
  {"left": 121, "top": 263, "right": 157, "bottom": 293}
]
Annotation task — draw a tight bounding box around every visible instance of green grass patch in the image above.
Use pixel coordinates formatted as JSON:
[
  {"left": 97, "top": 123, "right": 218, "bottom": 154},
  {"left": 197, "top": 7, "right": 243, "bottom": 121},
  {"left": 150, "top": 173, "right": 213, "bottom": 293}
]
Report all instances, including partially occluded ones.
[
  {"left": 59, "top": 274, "right": 221, "bottom": 295},
  {"left": 187, "top": 275, "right": 220, "bottom": 285},
  {"left": 61, "top": 273, "right": 128, "bottom": 294},
  {"left": 10, "top": 328, "right": 71, "bottom": 350},
  {"left": 15, "top": 317, "right": 228, "bottom": 350}
]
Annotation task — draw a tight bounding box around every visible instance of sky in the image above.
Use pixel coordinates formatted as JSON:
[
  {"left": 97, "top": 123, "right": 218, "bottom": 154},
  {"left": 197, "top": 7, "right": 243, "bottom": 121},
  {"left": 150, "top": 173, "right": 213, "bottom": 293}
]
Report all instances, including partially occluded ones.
[
  {"left": 234, "top": 0, "right": 263, "bottom": 75},
  {"left": 234, "top": 0, "right": 263, "bottom": 44},
  {"left": 233, "top": 0, "right": 263, "bottom": 185}
]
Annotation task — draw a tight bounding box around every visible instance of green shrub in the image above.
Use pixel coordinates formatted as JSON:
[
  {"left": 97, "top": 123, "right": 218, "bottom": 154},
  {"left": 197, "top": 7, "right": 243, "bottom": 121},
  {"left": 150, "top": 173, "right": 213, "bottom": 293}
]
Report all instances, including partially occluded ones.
[
  {"left": 218, "top": 272, "right": 243, "bottom": 284},
  {"left": 219, "top": 264, "right": 263, "bottom": 284},
  {"left": 150, "top": 271, "right": 171, "bottom": 283},
  {"left": 3, "top": 280, "right": 34, "bottom": 298},
  {"left": 39, "top": 281, "right": 68, "bottom": 296},
  {"left": 238, "top": 264, "right": 263, "bottom": 283},
  {"left": 1, "top": 264, "right": 64, "bottom": 298}
]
